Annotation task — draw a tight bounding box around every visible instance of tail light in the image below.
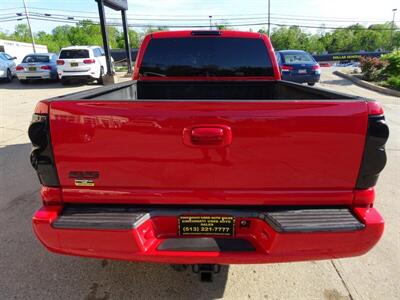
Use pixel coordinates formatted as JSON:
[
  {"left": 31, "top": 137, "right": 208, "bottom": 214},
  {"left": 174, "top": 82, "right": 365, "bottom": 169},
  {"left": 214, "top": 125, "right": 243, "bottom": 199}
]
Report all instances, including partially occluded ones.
[
  {"left": 41, "top": 65, "right": 51, "bottom": 70},
  {"left": 56, "top": 60, "right": 65, "bottom": 65},
  {"left": 356, "top": 102, "right": 389, "bottom": 189},
  {"left": 281, "top": 65, "right": 294, "bottom": 71},
  {"left": 29, "top": 101, "right": 60, "bottom": 191},
  {"left": 312, "top": 64, "right": 321, "bottom": 74},
  {"left": 16, "top": 65, "right": 24, "bottom": 71},
  {"left": 83, "top": 59, "right": 95, "bottom": 64}
]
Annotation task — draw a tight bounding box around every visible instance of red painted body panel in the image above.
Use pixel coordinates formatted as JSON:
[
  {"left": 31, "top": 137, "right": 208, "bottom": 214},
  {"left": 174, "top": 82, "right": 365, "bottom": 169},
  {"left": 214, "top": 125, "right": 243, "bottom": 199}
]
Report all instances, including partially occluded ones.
[
  {"left": 32, "top": 206, "right": 384, "bottom": 264},
  {"left": 49, "top": 100, "right": 368, "bottom": 202},
  {"left": 60, "top": 188, "right": 355, "bottom": 206}
]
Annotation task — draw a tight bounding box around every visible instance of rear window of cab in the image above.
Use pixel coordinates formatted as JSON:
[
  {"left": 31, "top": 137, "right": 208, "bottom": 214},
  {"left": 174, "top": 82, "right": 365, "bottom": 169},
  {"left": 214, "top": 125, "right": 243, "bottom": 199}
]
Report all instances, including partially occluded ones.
[
  {"left": 59, "top": 50, "right": 89, "bottom": 59},
  {"left": 139, "top": 37, "right": 274, "bottom": 77}
]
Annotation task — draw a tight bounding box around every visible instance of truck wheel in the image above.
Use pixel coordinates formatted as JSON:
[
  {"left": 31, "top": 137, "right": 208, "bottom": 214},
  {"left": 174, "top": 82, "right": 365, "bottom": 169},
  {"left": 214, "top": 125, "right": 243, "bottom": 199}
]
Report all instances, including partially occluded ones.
[
  {"left": 307, "top": 82, "right": 315, "bottom": 86},
  {"left": 6, "top": 69, "right": 13, "bottom": 82},
  {"left": 97, "top": 67, "right": 104, "bottom": 85}
]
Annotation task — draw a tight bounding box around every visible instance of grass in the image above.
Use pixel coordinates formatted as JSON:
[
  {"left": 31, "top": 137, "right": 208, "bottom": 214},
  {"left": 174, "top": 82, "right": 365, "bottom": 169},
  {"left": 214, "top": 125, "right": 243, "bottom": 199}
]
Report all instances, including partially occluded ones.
[{"left": 114, "top": 66, "right": 128, "bottom": 72}]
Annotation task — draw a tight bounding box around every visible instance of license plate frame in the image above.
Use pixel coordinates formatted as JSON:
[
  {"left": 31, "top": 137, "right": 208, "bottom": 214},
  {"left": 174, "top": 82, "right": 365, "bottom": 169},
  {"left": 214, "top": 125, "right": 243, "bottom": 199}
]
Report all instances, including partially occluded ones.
[
  {"left": 298, "top": 69, "right": 307, "bottom": 74},
  {"left": 70, "top": 62, "right": 78, "bottom": 67},
  {"left": 179, "top": 215, "right": 235, "bottom": 236},
  {"left": 28, "top": 67, "right": 36, "bottom": 71}
]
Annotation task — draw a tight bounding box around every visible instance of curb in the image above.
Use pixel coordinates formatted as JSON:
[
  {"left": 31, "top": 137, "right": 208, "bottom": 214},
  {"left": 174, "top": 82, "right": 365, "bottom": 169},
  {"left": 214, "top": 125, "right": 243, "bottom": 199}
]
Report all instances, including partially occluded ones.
[{"left": 333, "top": 71, "right": 400, "bottom": 98}]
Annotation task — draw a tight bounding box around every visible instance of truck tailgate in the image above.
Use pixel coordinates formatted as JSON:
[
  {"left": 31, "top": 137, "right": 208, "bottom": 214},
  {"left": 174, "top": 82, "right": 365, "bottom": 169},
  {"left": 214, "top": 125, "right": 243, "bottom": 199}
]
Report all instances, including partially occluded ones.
[{"left": 49, "top": 100, "right": 368, "bottom": 204}]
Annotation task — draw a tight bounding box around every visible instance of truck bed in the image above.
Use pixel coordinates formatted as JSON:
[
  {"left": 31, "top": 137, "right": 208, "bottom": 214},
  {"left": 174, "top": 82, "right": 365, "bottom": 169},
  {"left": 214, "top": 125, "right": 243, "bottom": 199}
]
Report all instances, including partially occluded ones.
[{"left": 50, "top": 80, "right": 359, "bottom": 101}]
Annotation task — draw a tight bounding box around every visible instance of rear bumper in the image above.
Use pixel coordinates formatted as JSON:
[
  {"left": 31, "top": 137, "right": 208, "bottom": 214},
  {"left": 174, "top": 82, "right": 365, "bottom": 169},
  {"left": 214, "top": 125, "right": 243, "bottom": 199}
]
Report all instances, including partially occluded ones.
[
  {"left": 281, "top": 73, "right": 320, "bottom": 83},
  {"left": 59, "top": 69, "right": 97, "bottom": 80},
  {"left": 17, "top": 71, "right": 55, "bottom": 80},
  {"left": 32, "top": 205, "right": 384, "bottom": 265}
]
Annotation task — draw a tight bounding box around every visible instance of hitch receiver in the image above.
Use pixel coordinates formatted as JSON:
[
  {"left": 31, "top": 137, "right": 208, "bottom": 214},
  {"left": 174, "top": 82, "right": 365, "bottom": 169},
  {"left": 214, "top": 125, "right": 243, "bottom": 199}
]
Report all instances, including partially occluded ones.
[{"left": 192, "top": 264, "right": 221, "bottom": 282}]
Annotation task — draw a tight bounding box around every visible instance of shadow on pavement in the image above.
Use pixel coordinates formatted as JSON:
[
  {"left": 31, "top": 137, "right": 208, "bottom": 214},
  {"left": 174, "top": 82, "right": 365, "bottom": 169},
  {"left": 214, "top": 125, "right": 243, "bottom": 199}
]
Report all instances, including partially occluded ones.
[
  {"left": 0, "top": 143, "right": 229, "bottom": 299},
  {"left": 0, "top": 78, "right": 99, "bottom": 90},
  {"left": 320, "top": 78, "right": 353, "bottom": 86}
]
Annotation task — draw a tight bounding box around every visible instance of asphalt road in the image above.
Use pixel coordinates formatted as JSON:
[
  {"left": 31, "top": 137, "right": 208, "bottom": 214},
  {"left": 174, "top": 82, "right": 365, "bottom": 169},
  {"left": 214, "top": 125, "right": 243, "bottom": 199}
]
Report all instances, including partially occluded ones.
[{"left": 0, "top": 69, "right": 399, "bottom": 300}]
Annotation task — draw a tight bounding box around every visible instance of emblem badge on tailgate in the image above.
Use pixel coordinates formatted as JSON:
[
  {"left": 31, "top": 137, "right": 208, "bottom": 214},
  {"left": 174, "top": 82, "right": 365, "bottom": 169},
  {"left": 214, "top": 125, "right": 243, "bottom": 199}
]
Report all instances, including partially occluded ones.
[
  {"left": 69, "top": 171, "right": 99, "bottom": 187},
  {"left": 74, "top": 179, "right": 95, "bottom": 187}
]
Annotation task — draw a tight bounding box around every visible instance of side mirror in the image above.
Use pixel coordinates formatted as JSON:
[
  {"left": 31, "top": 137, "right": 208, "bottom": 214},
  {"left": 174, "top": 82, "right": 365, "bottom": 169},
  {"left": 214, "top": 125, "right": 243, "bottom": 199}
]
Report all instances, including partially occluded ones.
[{"left": 11, "top": 57, "right": 17, "bottom": 60}]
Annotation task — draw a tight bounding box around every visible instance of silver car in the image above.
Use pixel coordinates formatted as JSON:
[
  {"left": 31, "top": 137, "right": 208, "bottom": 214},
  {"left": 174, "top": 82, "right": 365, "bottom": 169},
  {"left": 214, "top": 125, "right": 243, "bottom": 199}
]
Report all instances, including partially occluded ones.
[{"left": 16, "top": 53, "right": 58, "bottom": 83}]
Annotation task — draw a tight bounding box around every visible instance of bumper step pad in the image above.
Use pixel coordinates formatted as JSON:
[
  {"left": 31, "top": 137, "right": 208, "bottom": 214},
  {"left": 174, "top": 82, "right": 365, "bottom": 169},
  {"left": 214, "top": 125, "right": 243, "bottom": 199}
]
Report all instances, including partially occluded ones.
[
  {"left": 52, "top": 205, "right": 365, "bottom": 233},
  {"left": 52, "top": 205, "right": 147, "bottom": 230},
  {"left": 263, "top": 208, "right": 365, "bottom": 232}
]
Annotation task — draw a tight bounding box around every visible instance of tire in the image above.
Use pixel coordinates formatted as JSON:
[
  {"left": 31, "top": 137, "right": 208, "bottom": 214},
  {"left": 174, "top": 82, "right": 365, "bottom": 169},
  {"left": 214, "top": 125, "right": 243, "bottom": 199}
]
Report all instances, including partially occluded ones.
[
  {"left": 307, "top": 82, "right": 316, "bottom": 86},
  {"left": 97, "top": 67, "right": 104, "bottom": 85},
  {"left": 61, "top": 78, "right": 70, "bottom": 85},
  {"left": 6, "top": 69, "right": 12, "bottom": 82}
]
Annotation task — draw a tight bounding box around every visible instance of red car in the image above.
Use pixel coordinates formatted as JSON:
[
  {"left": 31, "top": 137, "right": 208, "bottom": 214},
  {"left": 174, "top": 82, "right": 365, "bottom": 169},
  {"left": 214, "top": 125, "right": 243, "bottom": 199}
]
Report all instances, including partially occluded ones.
[{"left": 29, "top": 30, "right": 388, "bottom": 281}]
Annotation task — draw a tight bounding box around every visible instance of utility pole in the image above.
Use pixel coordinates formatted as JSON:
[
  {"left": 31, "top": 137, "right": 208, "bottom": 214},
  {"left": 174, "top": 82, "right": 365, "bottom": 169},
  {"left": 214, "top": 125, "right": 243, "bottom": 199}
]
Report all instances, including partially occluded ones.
[
  {"left": 96, "top": 0, "right": 114, "bottom": 84},
  {"left": 209, "top": 16, "right": 212, "bottom": 30},
  {"left": 267, "top": 0, "right": 271, "bottom": 36},
  {"left": 121, "top": 9, "right": 132, "bottom": 74},
  {"left": 391, "top": 8, "right": 397, "bottom": 50},
  {"left": 22, "top": 0, "right": 36, "bottom": 53}
]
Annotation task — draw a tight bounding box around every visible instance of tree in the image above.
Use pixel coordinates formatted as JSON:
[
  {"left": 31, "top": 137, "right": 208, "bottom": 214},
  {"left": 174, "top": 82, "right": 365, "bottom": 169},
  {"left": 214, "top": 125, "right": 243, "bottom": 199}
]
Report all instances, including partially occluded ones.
[
  {"left": 215, "top": 23, "right": 233, "bottom": 30},
  {"left": 10, "top": 24, "right": 31, "bottom": 43},
  {"left": 1, "top": 22, "right": 399, "bottom": 54},
  {"left": 116, "top": 29, "right": 140, "bottom": 49},
  {"left": 144, "top": 26, "right": 169, "bottom": 35},
  {"left": 269, "top": 26, "right": 308, "bottom": 50}
]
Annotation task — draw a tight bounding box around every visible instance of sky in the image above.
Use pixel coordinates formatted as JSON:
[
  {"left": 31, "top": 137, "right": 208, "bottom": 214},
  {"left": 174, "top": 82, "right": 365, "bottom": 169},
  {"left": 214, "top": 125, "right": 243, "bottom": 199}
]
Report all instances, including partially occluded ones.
[{"left": 0, "top": 0, "right": 398, "bottom": 34}]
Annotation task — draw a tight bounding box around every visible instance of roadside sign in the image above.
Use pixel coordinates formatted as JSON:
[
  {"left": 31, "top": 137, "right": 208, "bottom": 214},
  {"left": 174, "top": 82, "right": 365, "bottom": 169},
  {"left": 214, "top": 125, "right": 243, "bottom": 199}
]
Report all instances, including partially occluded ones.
[{"left": 103, "top": 0, "right": 128, "bottom": 10}]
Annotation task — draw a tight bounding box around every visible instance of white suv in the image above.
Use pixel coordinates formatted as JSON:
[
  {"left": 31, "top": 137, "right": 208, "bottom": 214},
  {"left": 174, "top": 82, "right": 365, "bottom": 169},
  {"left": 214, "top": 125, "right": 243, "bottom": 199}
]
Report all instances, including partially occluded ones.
[{"left": 57, "top": 46, "right": 112, "bottom": 85}]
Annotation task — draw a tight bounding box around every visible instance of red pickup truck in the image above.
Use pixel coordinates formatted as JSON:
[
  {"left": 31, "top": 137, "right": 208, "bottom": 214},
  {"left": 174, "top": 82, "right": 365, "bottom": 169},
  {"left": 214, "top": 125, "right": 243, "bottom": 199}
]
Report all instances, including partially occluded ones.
[{"left": 29, "top": 31, "right": 389, "bottom": 278}]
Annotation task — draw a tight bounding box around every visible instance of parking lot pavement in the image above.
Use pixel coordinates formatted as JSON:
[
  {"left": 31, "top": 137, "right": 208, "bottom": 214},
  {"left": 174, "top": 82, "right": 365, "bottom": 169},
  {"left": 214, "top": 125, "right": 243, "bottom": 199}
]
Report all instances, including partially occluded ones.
[
  {"left": 0, "top": 80, "right": 98, "bottom": 147},
  {"left": 0, "top": 70, "right": 399, "bottom": 299}
]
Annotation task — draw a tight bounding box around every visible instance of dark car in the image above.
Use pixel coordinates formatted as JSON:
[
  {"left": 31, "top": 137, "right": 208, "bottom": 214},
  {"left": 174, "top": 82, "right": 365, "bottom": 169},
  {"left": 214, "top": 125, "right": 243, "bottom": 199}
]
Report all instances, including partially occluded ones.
[{"left": 276, "top": 50, "right": 320, "bottom": 86}]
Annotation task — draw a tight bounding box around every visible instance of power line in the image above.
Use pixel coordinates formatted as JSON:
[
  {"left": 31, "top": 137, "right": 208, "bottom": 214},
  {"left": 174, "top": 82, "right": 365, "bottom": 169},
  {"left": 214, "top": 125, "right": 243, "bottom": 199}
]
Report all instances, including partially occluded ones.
[
  {"left": 0, "top": 7, "right": 22, "bottom": 11},
  {"left": 0, "top": 18, "right": 21, "bottom": 23},
  {"left": 19, "top": 11, "right": 398, "bottom": 27},
  {"left": 1, "top": 11, "right": 399, "bottom": 31},
  {"left": 23, "top": 6, "right": 395, "bottom": 23},
  {"left": 11, "top": 14, "right": 398, "bottom": 31}
]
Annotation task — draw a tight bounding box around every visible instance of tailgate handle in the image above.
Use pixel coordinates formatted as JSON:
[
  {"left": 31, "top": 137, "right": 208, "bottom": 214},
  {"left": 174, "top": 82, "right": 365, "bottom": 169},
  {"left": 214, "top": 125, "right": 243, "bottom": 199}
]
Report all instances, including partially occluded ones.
[{"left": 183, "top": 125, "right": 232, "bottom": 147}]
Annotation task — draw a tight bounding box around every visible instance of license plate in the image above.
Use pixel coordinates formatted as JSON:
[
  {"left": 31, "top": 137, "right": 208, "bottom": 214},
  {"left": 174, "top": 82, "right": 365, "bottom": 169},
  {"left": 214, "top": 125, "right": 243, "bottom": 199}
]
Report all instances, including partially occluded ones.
[
  {"left": 70, "top": 62, "right": 78, "bottom": 67},
  {"left": 179, "top": 216, "right": 235, "bottom": 236},
  {"left": 298, "top": 69, "right": 307, "bottom": 74},
  {"left": 28, "top": 67, "right": 36, "bottom": 71}
]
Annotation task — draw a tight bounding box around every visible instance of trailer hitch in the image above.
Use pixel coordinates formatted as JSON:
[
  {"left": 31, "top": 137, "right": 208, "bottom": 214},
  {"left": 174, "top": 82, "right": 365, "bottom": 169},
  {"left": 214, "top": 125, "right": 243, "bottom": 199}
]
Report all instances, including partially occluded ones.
[{"left": 192, "top": 264, "right": 221, "bottom": 282}]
